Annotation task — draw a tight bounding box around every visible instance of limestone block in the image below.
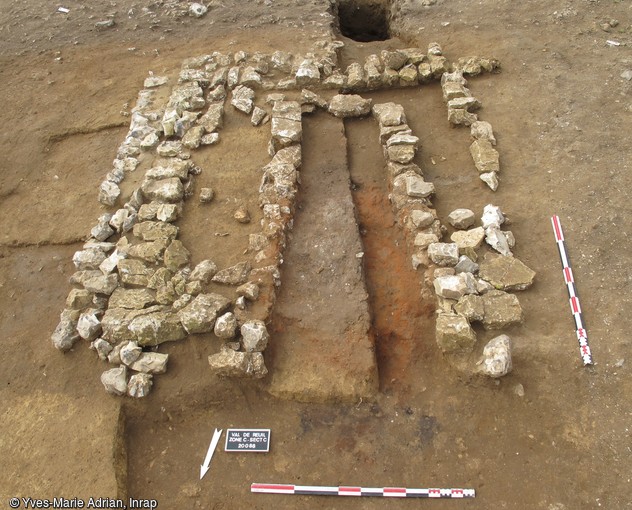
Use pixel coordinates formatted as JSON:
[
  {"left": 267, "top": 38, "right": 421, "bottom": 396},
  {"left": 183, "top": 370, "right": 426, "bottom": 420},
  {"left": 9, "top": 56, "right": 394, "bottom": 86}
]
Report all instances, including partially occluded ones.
[
  {"left": 470, "top": 139, "right": 500, "bottom": 174},
  {"left": 436, "top": 313, "right": 477, "bottom": 353},
  {"left": 328, "top": 94, "right": 372, "bottom": 118}
]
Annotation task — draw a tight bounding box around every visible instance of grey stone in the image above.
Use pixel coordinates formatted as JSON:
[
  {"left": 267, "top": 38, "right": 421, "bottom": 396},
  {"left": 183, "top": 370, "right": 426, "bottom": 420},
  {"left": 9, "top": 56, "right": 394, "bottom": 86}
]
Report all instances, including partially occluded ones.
[
  {"left": 128, "top": 310, "right": 187, "bottom": 346},
  {"left": 173, "top": 293, "right": 193, "bottom": 311},
  {"left": 381, "top": 50, "right": 408, "bottom": 70},
  {"left": 90, "top": 338, "right": 113, "bottom": 361},
  {"left": 98, "top": 248, "right": 124, "bottom": 273},
  {"left": 448, "top": 209, "right": 476, "bottom": 229},
  {"left": 481, "top": 290, "right": 523, "bottom": 330},
  {"left": 241, "top": 320, "right": 269, "bottom": 352},
  {"left": 478, "top": 254, "right": 536, "bottom": 291},
  {"left": 270, "top": 101, "right": 302, "bottom": 151},
  {"left": 212, "top": 261, "right": 251, "bottom": 285},
  {"left": 386, "top": 132, "right": 419, "bottom": 147},
  {"left": 448, "top": 107, "right": 478, "bottom": 126},
  {"left": 251, "top": 106, "right": 268, "bottom": 126},
  {"left": 433, "top": 273, "right": 477, "bottom": 299},
  {"left": 295, "top": 59, "right": 321, "bottom": 86},
  {"left": 182, "top": 126, "right": 205, "bottom": 149},
  {"left": 471, "top": 120, "right": 496, "bottom": 145},
  {"left": 164, "top": 240, "right": 191, "bottom": 272},
  {"left": 478, "top": 334, "right": 513, "bottom": 378},
  {"left": 138, "top": 202, "right": 159, "bottom": 221},
  {"left": 178, "top": 293, "right": 231, "bottom": 334},
  {"left": 72, "top": 249, "right": 107, "bottom": 271},
  {"left": 231, "top": 85, "right": 255, "bottom": 114},
  {"left": 227, "top": 66, "right": 240, "bottom": 89},
  {"left": 428, "top": 242, "right": 459, "bottom": 266},
  {"left": 156, "top": 203, "right": 180, "bottom": 222},
  {"left": 328, "top": 94, "right": 372, "bottom": 118},
  {"left": 214, "top": 312, "right": 237, "bottom": 339},
  {"left": 451, "top": 227, "right": 485, "bottom": 252},
  {"left": 235, "top": 296, "right": 247, "bottom": 310},
  {"left": 118, "top": 259, "right": 153, "bottom": 287},
  {"left": 448, "top": 96, "right": 482, "bottom": 112},
  {"left": 271, "top": 51, "right": 293, "bottom": 73},
  {"left": 372, "top": 102, "right": 406, "bottom": 127},
  {"left": 454, "top": 294, "right": 485, "bottom": 321},
  {"left": 189, "top": 259, "right": 218, "bottom": 283},
  {"left": 185, "top": 280, "right": 203, "bottom": 296},
  {"left": 436, "top": 313, "right": 476, "bottom": 353},
  {"left": 101, "top": 366, "right": 128, "bottom": 396},
  {"left": 345, "top": 62, "right": 365, "bottom": 89},
  {"left": 109, "top": 208, "right": 129, "bottom": 232},
  {"left": 141, "top": 177, "right": 184, "bottom": 203},
  {"left": 77, "top": 309, "right": 102, "bottom": 340},
  {"left": 144, "top": 75, "right": 168, "bottom": 88},
  {"left": 91, "top": 219, "right": 115, "bottom": 242},
  {"left": 133, "top": 221, "right": 178, "bottom": 241},
  {"left": 156, "top": 141, "right": 188, "bottom": 158},
  {"left": 199, "top": 187, "right": 214, "bottom": 203},
  {"left": 485, "top": 226, "right": 513, "bottom": 256},
  {"left": 208, "top": 345, "right": 268, "bottom": 378},
  {"left": 98, "top": 180, "right": 120, "bottom": 206},
  {"left": 470, "top": 139, "right": 500, "bottom": 174},
  {"left": 364, "top": 61, "right": 382, "bottom": 89},
  {"left": 128, "top": 352, "right": 169, "bottom": 374},
  {"left": 127, "top": 373, "right": 153, "bottom": 398},
  {"left": 199, "top": 103, "right": 224, "bottom": 132},
  {"left": 51, "top": 309, "right": 80, "bottom": 351},
  {"left": 410, "top": 209, "right": 435, "bottom": 228},
  {"left": 127, "top": 239, "right": 169, "bottom": 264},
  {"left": 301, "top": 89, "right": 328, "bottom": 109},
  {"left": 119, "top": 341, "right": 142, "bottom": 365},
  {"left": 455, "top": 255, "right": 479, "bottom": 274},
  {"left": 201, "top": 133, "right": 220, "bottom": 146},
  {"left": 241, "top": 66, "right": 262, "bottom": 88},
  {"left": 405, "top": 174, "right": 434, "bottom": 198},
  {"left": 82, "top": 273, "right": 119, "bottom": 295},
  {"left": 147, "top": 267, "right": 172, "bottom": 290},
  {"left": 442, "top": 81, "right": 470, "bottom": 102}
]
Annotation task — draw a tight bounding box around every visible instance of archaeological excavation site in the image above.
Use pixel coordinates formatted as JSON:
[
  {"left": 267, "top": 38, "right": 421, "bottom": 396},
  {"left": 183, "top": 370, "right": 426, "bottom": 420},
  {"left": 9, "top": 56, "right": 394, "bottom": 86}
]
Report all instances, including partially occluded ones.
[{"left": 2, "top": 0, "right": 632, "bottom": 508}]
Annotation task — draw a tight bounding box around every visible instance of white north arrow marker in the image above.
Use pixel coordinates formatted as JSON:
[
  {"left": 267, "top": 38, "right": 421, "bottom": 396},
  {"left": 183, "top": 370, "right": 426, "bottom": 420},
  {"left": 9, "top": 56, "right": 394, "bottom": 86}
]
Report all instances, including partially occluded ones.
[{"left": 200, "top": 428, "right": 223, "bottom": 480}]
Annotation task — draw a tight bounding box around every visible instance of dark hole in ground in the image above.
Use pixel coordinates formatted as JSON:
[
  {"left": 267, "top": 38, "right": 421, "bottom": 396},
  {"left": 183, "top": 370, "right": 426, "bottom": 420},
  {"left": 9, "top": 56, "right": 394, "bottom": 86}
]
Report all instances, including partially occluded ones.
[{"left": 338, "top": 0, "right": 391, "bottom": 42}]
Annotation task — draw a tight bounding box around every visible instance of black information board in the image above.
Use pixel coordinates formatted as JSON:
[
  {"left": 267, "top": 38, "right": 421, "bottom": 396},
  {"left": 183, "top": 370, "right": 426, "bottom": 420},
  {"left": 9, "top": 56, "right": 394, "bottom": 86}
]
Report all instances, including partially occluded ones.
[{"left": 224, "top": 429, "right": 271, "bottom": 452}]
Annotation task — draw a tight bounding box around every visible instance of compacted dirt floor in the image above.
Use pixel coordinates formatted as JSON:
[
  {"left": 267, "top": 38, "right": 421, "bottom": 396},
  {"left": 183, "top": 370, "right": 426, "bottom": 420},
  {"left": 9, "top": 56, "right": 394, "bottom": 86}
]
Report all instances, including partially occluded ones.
[{"left": 1, "top": 0, "right": 632, "bottom": 509}]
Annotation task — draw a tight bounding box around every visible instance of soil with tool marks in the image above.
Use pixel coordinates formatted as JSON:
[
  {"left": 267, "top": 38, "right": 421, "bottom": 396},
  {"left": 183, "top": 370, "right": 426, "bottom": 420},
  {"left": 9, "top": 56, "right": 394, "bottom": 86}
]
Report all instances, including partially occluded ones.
[{"left": 2, "top": 1, "right": 632, "bottom": 509}]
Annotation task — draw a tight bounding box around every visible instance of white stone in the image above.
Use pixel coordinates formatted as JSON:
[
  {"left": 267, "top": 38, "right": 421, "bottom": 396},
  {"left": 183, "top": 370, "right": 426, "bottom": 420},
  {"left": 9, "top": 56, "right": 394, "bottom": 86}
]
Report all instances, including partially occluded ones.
[
  {"left": 481, "top": 204, "right": 505, "bottom": 229},
  {"left": 101, "top": 366, "right": 128, "bottom": 396},
  {"left": 485, "top": 226, "right": 513, "bottom": 256},
  {"left": 127, "top": 373, "right": 153, "bottom": 398},
  {"left": 478, "top": 334, "right": 512, "bottom": 378},
  {"left": 120, "top": 341, "right": 142, "bottom": 365},
  {"left": 98, "top": 180, "right": 120, "bottom": 206},
  {"left": 77, "top": 310, "right": 101, "bottom": 340},
  {"left": 480, "top": 171, "right": 499, "bottom": 191},
  {"left": 214, "top": 312, "right": 237, "bottom": 339},
  {"left": 240, "top": 320, "right": 269, "bottom": 352},
  {"left": 428, "top": 242, "right": 459, "bottom": 266}
]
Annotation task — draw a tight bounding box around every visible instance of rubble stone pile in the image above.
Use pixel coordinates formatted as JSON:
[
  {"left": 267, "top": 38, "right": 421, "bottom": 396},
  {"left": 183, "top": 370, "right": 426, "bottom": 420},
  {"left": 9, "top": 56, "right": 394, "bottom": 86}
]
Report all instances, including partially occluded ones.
[{"left": 51, "top": 39, "right": 513, "bottom": 396}]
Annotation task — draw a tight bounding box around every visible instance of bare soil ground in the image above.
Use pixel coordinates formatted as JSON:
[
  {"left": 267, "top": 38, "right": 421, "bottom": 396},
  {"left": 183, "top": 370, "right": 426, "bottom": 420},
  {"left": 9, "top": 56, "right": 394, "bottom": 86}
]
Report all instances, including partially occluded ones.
[{"left": 2, "top": 0, "right": 632, "bottom": 509}]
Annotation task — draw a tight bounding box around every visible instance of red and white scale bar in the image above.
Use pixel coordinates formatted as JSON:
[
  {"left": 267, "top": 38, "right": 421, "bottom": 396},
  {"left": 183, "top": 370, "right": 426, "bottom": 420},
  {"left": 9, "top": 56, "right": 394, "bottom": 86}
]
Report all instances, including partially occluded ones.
[
  {"left": 551, "top": 215, "right": 593, "bottom": 365},
  {"left": 251, "top": 483, "right": 475, "bottom": 499}
]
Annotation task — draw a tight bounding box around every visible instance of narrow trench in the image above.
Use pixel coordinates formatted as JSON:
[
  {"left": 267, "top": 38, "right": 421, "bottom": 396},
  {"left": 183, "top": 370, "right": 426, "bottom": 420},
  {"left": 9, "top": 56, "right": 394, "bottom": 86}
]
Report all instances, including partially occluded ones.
[{"left": 344, "top": 117, "right": 434, "bottom": 393}]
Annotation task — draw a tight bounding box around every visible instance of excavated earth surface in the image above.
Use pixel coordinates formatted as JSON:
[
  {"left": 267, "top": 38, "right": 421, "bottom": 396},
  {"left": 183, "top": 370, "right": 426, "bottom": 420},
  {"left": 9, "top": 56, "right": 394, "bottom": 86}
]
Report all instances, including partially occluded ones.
[{"left": 2, "top": 0, "right": 632, "bottom": 508}]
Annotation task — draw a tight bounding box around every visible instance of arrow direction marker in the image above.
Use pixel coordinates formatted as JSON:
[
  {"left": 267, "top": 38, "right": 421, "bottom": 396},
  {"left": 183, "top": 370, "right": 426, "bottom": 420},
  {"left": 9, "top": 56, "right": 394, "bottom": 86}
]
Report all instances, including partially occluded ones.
[{"left": 200, "top": 428, "right": 223, "bottom": 480}]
